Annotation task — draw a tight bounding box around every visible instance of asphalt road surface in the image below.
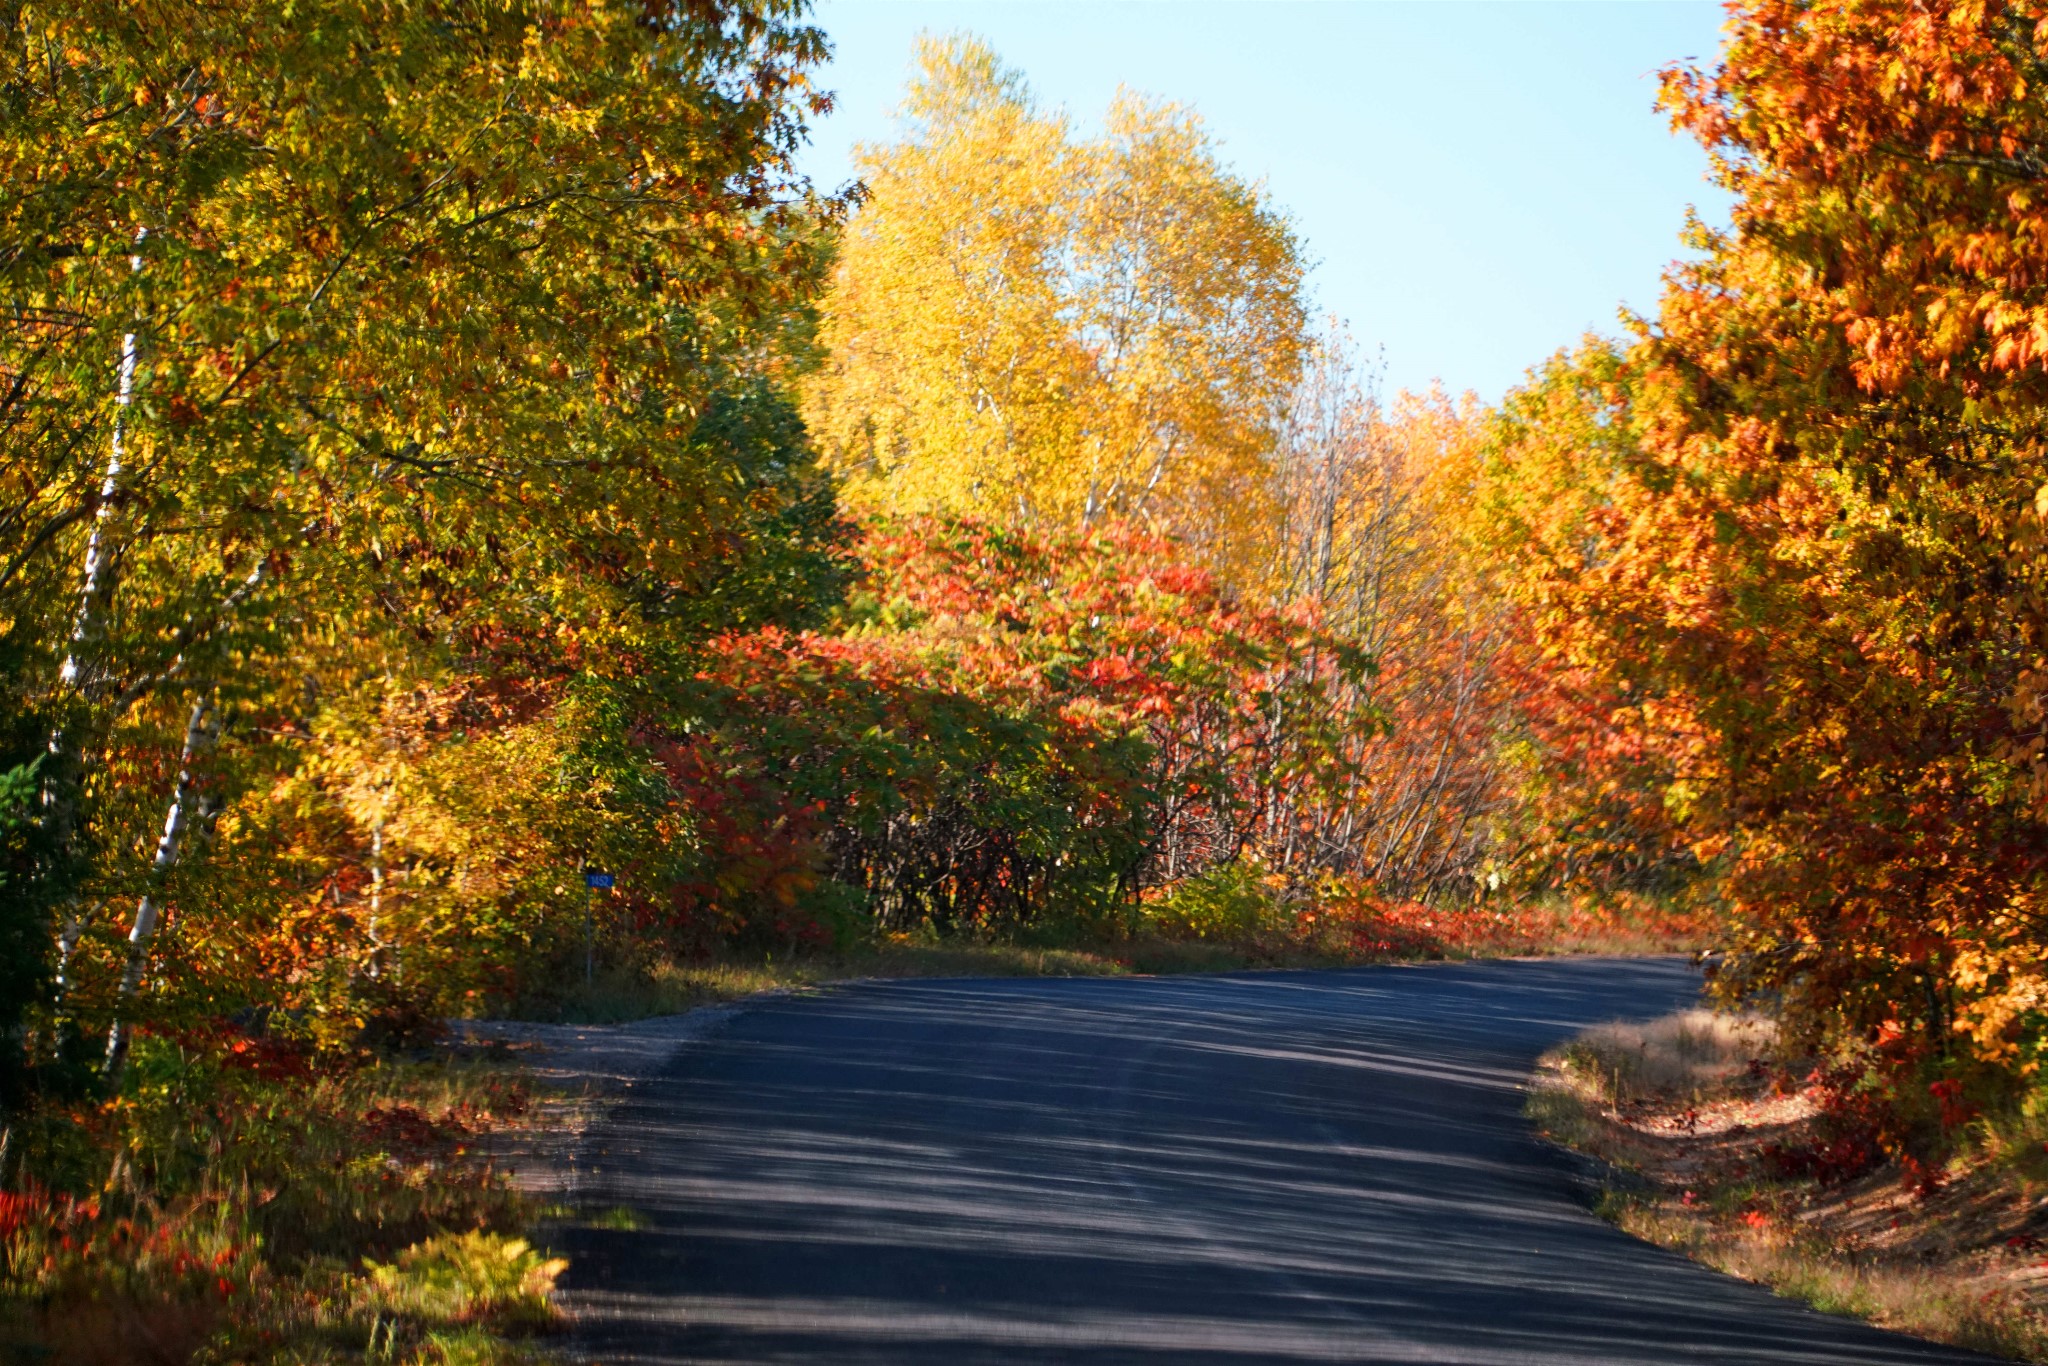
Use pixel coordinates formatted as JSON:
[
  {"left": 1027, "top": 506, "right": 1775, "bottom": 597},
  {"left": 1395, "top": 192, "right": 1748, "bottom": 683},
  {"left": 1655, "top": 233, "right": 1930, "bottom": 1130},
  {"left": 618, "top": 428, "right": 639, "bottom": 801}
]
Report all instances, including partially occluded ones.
[{"left": 557, "top": 958, "right": 1999, "bottom": 1364}]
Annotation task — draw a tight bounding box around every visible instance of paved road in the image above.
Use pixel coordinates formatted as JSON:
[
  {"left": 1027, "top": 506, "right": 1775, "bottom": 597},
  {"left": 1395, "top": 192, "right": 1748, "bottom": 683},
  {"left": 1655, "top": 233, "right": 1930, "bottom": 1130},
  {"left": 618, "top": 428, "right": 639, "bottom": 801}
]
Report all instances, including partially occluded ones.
[{"left": 557, "top": 958, "right": 1997, "bottom": 1364}]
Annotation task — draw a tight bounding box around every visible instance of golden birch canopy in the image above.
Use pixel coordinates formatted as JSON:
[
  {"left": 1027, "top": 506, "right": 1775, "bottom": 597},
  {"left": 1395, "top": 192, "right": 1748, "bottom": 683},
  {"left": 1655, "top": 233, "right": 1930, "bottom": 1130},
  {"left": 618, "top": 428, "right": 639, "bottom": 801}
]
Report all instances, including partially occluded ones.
[{"left": 803, "top": 35, "right": 1309, "bottom": 578}]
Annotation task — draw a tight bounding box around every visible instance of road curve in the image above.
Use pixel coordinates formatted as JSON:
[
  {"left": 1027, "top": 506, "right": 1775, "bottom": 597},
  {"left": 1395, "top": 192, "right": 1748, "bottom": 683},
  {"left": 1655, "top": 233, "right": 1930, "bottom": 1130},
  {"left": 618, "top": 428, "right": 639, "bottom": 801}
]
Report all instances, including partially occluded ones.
[{"left": 557, "top": 958, "right": 1996, "bottom": 1364}]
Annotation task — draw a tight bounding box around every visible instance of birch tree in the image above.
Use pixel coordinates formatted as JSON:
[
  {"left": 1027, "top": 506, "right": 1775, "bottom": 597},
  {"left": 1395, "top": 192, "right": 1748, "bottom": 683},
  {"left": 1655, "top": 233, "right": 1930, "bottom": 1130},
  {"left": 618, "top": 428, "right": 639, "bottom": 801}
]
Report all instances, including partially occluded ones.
[
  {"left": 803, "top": 35, "right": 1308, "bottom": 582},
  {"left": 1, "top": 0, "right": 842, "bottom": 1077}
]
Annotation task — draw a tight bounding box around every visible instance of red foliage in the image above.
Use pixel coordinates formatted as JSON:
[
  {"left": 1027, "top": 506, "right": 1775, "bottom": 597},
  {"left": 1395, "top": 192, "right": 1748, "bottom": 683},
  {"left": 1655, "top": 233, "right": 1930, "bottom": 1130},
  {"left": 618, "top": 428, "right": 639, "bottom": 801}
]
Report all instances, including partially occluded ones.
[
  {"left": 1928, "top": 1078, "right": 1978, "bottom": 1133},
  {"left": 1309, "top": 880, "right": 1695, "bottom": 958},
  {"left": 0, "top": 1186, "right": 48, "bottom": 1241},
  {"left": 218, "top": 1036, "right": 314, "bottom": 1083},
  {"left": 641, "top": 516, "right": 1374, "bottom": 941},
  {"left": 358, "top": 1103, "right": 473, "bottom": 1158},
  {"left": 1759, "top": 1069, "right": 1897, "bottom": 1187}
]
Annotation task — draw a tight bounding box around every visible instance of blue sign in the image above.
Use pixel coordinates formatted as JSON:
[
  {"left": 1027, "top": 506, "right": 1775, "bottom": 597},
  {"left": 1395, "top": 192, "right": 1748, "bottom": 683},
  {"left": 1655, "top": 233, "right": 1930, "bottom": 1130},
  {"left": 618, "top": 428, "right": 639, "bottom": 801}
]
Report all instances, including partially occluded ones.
[{"left": 584, "top": 872, "right": 614, "bottom": 889}]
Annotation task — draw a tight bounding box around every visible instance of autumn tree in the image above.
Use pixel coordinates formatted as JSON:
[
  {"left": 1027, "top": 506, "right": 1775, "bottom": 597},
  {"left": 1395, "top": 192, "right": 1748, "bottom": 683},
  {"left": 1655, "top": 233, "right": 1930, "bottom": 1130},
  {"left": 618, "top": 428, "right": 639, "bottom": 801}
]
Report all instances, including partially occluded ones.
[
  {"left": 1480, "top": 0, "right": 2048, "bottom": 1107},
  {"left": 1253, "top": 331, "right": 1534, "bottom": 897},
  {"left": 1, "top": 0, "right": 844, "bottom": 1075},
  {"left": 1476, "top": 342, "right": 1698, "bottom": 900},
  {"left": 803, "top": 34, "right": 1309, "bottom": 580}
]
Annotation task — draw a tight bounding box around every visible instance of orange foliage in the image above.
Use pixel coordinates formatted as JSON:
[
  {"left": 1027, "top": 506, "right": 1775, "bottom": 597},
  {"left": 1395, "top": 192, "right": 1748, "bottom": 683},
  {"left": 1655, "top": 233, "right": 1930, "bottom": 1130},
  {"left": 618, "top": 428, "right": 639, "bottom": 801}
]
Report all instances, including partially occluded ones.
[{"left": 1489, "top": 0, "right": 2048, "bottom": 1118}]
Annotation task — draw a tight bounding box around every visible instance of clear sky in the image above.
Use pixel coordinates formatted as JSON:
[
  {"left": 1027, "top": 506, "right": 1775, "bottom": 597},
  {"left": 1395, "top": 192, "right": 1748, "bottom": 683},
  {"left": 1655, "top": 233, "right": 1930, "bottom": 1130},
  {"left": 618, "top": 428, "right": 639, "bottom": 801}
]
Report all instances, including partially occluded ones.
[{"left": 793, "top": 1, "right": 1736, "bottom": 404}]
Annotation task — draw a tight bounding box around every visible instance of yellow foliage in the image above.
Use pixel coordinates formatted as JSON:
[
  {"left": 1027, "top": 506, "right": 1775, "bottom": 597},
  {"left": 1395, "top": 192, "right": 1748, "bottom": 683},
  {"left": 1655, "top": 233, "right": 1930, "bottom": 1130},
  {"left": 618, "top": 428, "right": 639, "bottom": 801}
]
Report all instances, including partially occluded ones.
[
  {"left": 805, "top": 35, "right": 1308, "bottom": 581},
  {"left": 362, "top": 1231, "right": 567, "bottom": 1330},
  {"left": 1953, "top": 943, "right": 2048, "bottom": 1070}
]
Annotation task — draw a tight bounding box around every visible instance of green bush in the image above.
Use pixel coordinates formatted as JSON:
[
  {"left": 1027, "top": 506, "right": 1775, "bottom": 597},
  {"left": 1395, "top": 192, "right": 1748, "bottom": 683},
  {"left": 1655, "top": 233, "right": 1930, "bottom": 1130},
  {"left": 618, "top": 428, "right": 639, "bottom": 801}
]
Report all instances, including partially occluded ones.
[
  {"left": 363, "top": 1231, "right": 566, "bottom": 1331},
  {"left": 1141, "top": 863, "right": 1283, "bottom": 941}
]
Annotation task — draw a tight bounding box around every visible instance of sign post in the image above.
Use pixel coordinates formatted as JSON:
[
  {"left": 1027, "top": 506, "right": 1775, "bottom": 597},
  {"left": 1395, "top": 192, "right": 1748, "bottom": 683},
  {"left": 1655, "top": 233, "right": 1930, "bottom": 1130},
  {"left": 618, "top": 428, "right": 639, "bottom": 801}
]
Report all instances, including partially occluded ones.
[{"left": 582, "top": 871, "right": 613, "bottom": 985}]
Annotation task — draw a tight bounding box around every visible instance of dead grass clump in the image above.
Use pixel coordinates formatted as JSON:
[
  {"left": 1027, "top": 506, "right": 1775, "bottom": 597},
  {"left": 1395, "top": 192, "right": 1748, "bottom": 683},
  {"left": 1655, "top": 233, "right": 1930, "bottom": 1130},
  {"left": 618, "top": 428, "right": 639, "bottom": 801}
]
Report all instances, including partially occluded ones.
[{"left": 1561, "top": 1008, "right": 1774, "bottom": 1105}]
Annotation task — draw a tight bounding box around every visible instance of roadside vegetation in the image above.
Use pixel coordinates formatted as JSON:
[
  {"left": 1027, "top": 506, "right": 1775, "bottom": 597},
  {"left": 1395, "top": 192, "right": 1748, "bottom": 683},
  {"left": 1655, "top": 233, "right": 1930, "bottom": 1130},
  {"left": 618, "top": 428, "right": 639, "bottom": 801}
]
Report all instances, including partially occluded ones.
[
  {"left": 535, "top": 893, "right": 1696, "bottom": 1023},
  {"left": 7, "top": 0, "right": 2048, "bottom": 1360},
  {"left": 0, "top": 1035, "right": 556, "bottom": 1364},
  {"left": 1532, "top": 1011, "right": 2048, "bottom": 1360},
  {"left": 1497, "top": 9, "right": 2048, "bottom": 1346}
]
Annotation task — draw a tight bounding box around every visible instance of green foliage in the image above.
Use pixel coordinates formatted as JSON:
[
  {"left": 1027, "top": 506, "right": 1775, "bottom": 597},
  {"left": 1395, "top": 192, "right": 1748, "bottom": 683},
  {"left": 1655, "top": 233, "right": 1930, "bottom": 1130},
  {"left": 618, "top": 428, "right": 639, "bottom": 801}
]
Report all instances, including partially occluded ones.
[
  {"left": 645, "top": 377, "right": 858, "bottom": 638},
  {"left": 362, "top": 1232, "right": 566, "bottom": 1333},
  {"left": 638, "top": 516, "right": 1377, "bottom": 955},
  {"left": 0, "top": 757, "right": 50, "bottom": 1112},
  {"left": 1140, "top": 863, "right": 1282, "bottom": 941}
]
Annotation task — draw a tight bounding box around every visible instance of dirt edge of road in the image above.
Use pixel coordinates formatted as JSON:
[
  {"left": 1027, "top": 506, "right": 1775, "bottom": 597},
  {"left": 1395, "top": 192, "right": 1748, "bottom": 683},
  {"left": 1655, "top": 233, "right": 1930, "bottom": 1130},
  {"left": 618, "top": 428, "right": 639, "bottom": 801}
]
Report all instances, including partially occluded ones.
[
  {"left": 1528, "top": 1010, "right": 2048, "bottom": 1362},
  {"left": 452, "top": 999, "right": 776, "bottom": 1206}
]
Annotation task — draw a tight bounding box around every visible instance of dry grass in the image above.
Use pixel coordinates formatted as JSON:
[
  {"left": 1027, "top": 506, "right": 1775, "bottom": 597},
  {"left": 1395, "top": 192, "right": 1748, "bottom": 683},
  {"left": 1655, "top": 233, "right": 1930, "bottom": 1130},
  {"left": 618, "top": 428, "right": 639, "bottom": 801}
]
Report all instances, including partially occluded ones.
[
  {"left": 1561, "top": 1009, "right": 1775, "bottom": 1104},
  {"left": 1530, "top": 1009, "right": 2048, "bottom": 1362},
  {"left": 520, "top": 939, "right": 1338, "bottom": 1024},
  {"left": 523, "top": 895, "right": 1704, "bottom": 1026},
  {"left": 1609, "top": 1199, "right": 2048, "bottom": 1360},
  {"left": 532, "top": 944, "right": 1132, "bottom": 1023}
]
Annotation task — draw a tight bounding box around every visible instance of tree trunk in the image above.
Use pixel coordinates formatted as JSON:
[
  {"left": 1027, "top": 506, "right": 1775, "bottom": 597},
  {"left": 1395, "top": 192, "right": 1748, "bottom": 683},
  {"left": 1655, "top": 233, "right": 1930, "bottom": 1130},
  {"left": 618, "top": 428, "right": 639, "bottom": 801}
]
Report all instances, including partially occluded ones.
[
  {"left": 40, "top": 236, "right": 146, "bottom": 886},
  {"left": 103, "top": 690, "right": 213, "bottom": 1078}
]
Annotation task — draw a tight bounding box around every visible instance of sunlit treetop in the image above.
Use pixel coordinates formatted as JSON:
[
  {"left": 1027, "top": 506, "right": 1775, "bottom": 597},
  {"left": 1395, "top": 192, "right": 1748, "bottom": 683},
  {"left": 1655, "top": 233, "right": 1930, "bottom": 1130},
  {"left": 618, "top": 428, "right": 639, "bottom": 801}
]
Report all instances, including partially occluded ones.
[{"left": 802, "top": 34, "right": 1309, "bottom": 584}]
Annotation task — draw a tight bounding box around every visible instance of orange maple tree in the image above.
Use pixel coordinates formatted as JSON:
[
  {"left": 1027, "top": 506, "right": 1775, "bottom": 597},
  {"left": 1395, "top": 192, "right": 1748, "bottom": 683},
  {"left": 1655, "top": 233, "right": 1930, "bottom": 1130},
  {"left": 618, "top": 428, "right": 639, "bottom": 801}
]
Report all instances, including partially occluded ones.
[{"left": 1488, "top": 0, "right": 2048, "bottom": 1119}]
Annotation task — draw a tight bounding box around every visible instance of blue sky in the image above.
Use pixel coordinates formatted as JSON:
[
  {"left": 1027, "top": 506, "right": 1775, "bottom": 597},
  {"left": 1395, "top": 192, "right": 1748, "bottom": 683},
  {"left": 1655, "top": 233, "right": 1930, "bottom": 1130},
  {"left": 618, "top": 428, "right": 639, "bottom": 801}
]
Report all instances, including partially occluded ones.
[{"left": 793, "top": 1, "right": 1736, "bottom": 403}]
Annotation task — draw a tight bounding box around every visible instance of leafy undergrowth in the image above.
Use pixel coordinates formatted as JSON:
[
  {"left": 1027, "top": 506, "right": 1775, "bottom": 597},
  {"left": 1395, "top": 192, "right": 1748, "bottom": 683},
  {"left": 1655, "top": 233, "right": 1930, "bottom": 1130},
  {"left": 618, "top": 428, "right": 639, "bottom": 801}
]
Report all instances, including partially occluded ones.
[
  {"left": 0, "top": 1036, "right": 560, "bottom": 1366},
  {"left": 1530, "top": 1011, "right": 2048, "bottom": 1361},
  {"left": 528, "top": 888, "right": 1702, "bottom": 1024}
]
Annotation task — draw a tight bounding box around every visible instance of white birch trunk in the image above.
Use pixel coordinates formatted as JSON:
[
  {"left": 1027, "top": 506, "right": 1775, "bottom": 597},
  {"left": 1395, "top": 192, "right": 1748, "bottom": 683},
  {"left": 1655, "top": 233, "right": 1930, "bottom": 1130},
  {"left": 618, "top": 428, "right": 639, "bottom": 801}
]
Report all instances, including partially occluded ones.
[
  {"left": 366, "top": 814, "right": 386, "bottom": 979},
  {"left": 41, "top": 235, "right": 146, "bottom": 857},
  {"left": 52, "top": 901, "right": 97, "bottom": 1001},
  {"left": 55, "top": 234, "right": 145, "bottom": 703},
  {"left": 103, "top": 691, "right": 212, "bottom": 1076}
]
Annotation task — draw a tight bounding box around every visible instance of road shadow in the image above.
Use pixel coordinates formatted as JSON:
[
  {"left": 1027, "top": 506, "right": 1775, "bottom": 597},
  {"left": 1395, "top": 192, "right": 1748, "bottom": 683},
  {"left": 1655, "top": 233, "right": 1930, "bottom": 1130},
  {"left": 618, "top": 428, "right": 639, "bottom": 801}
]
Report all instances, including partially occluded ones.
[{"left": 556, "top": 958, "right": 1998, "bottom": 1364}]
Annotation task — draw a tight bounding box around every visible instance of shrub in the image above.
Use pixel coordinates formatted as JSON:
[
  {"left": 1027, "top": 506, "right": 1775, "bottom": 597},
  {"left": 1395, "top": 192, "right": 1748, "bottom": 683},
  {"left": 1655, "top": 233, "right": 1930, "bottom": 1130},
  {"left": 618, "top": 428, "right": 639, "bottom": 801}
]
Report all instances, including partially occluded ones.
[
  {"left": 1142, "top": 864, "right": 1283, "bottom": 941},
  {"left": 362, "top": 1231, "right": 566, "bottom": 1331}
]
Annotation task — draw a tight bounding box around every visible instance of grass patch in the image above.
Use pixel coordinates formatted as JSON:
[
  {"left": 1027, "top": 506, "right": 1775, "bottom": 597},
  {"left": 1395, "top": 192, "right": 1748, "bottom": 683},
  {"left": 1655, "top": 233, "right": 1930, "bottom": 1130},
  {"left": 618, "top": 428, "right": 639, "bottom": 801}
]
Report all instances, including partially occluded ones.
[
  {"left": 1557, "top": 1009, "right": 1773, "bottom": 1106},
  {"left": 578, "top": 1206, "right": 647, "bottom": 1233},
  {"left": 1602, "top": 1199, "right": 2048, "bottom": 1360}
]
